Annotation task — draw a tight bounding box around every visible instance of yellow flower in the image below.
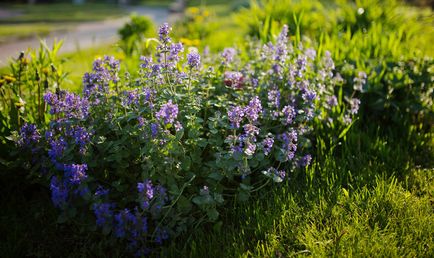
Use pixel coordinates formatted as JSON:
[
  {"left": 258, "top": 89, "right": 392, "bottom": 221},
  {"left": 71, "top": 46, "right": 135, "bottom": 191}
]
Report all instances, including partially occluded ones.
[
  {"left": 195, "top": 15, "right": 204, "bottom": 23},
  {"left": 42, "top": 67, "right": 50, "bottom": 75},
  {"left": 187, "top": 7, "right": 200, "bottom": 15},
  {"left": 3, "top": 75, "right": 16, "bottom": 83}
]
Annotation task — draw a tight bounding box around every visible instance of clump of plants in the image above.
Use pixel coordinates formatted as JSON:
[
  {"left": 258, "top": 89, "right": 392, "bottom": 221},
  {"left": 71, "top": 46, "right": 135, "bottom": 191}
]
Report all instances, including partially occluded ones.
[
  {"left": 238, "top": 0, "right": 434, "bottom": 142},
  {"left": 13, "top": 24, "right": 362, "bottom": 255},
  {"left": 118, "top": 14, "right": 155, "bottom": 56},
  {"left": 0, "top": 41, "right": 66, "bottom": 153}
]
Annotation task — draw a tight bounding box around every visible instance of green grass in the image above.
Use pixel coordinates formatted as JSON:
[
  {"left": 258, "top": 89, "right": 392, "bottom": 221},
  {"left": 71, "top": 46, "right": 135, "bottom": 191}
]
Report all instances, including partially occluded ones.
[{"left": 159, "top": 129, "right": 434, "bottom": 257}]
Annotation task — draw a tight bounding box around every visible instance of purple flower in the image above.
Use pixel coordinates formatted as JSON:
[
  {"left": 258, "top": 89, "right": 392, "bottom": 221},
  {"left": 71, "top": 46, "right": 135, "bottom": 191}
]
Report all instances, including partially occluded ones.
[
  {"left": 354, "top": 71, "right": 367, "bottom": 91},
  {"left": 159, "top": 23, "right": 171, "bottom": 41},
  {"left": 296, "top": 56, "right": 307, "bottom": 77},
  {"left": 262, "top": 136, "right": 274, "bottom": 155},
  {"left": 114, "top": 209, "right": 138, "bottom": 238},
  {"left": 122, "top": 90, "right": 139, "bottom": 106},
  {"left": 104, "top": 55, "right": 120, "bottom": 70},
  {"left": 305, "top": 48, "right": 316, "bottom": 60},
  {"left": 244, "top": 142, "right": 256, "bottom": 156},
  {"left": 282, "top": 105, "right": 296, "bottom": 125},
  {"left": 174, "top": 121, "right": 183, "bottom": 132},
  {"left": 298, "top": 154, "right": 312, "bottom": 167},
  {"left": 244, "top": 96, "right": 262, "bottom": 122},
  {"left": 280, "top": 131, "right": 298, "bottom": 161},
  {"left": 187, "top": 52, "right": 201, "bottom": 69},
  {"left": 150, "top": 123, "right": 159, "bottom": 138},
  {"left": 17, "top": 123, "right": 40, "bottom": 148},
  {"left": 221, "top": 48, "right": 236, "bottom": 64},
  {"left": 139, "top": 56, "right": 152, "bottom": 69},
  {"left": 44, "top": 91, "right": 89, "bottom": 119},
  {"left": 274, "top": 25, "right": 288, "bottom": 62},
  {"left": 349, "top": 98, "right": 361, "bottom": 114},
  {"left": 243, "top": 124, "right": 259, "bottom": 137},
  {"left": 327, "top": 95, "right": 338, "bottom": 107},
  {"left": 63, "top": 163, "right": 88, "bottom": 185},
  {"left": 50, "top": 176, "right": 68, "bottom": 208},
  {"left": 168, "top": 43, "right": 184, "bottom": 66},
  {"left": 138, "top": 180, "right": 154, "bottom": 200},
  {"left": 267, "top": 89, "right": 280, "bottom": 108},
  {"left": 323, "top": 50, "right": 335, "bottom": 72},
  {"left": 138, "top": 117, "right": 145, "bottom": 128},
  {"left": 228, "top": 106, "right": 244, "bottom": 129},
  {"left": 48, "top": 137, "right": 67, "bottom": 162},
  {"left": 95, "top": 186, "right": 109, "bottom": 197},
  {"left": 262, "top": 167, "right": 286, "bottom": 182},
  {"left": 93, "top": 202, "right": 114, "bottom": 227},
  {"left": 302, "top": 89, "right": 316, "bottom": 103},
  {"left": 138, "top": 180, "right": 154, "bottom": 210},
  {"left": 156, "top": 100, "right": 178, "bottom": 125}
]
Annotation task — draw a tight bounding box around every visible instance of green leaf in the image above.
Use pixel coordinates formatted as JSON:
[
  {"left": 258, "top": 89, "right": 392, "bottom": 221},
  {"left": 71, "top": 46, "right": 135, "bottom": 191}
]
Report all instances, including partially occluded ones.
[
  {"left": 207, "top": 208, "right": 219, "bottom": 221},
  {"left": 338, "top": 118, "right": 358, "bottom": 139},
  {"left": 208, "top": 172, "right": 224, "bottom": 181}
]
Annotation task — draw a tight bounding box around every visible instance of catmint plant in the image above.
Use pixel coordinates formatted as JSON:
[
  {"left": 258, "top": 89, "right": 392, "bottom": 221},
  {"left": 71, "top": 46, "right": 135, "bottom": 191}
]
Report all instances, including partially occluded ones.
[{"left": 14, "top": 24, "right": 363, "bottom": 255}]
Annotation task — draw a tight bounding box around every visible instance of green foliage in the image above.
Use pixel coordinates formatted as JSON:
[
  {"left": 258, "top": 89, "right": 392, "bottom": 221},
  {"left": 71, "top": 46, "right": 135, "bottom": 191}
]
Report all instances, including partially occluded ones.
[
  {"left": 237, "top": 0, "right": 434, "bottom": 140},
  {"left": 118, "top": 14, "right": 155, "bottom": 56},
  {"left": 0, "top": 41, "right": 66, "bottom": 144}
]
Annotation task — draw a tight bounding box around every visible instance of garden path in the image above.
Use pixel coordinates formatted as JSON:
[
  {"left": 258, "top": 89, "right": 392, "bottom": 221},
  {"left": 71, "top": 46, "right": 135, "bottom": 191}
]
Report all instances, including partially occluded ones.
[{"left": 0, "top": 6, "right": 171, "bottom": 66}]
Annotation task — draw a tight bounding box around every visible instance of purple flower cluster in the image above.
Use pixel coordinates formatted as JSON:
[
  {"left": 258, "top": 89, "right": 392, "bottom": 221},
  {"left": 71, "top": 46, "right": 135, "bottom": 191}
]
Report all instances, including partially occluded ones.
[
  {"left": 93, "top": 202, "right": 114, "bottom": 227},
  {"left": 262, "top": 167, "right": 286, "bottom": 182},
  {"left": 17, "top": 123, "right": 40, "bottom": 148},
  {"left": 158, "top": 23, "right": 171, "bottom": 44},
  {"left": 82, "top": 56, "right": 120, "bottom": 97},
  {"left": 228, "top": 106, "right": 244, "bottom": 129},
  {"left": 282, "top": 105, "right": 296, "bottom": 125},
  {"left": 354, "top": 71, "right": 367, "bottom": 91},
  {"left": 262, "top": 136, "right": 274, "bottom": 155},
  {"left": 280, "top": 130, "right": 298, "bottom": 161},
  {"left": 274, "top": 25, "right": 289, "bottom": 62},
  {"left": 138, "top": 180, "right": 154, "bottom": 209},
  {"left": 65, "top": 126, "right": 91, "bottom": 154},
  {"left": 44, "top": 91, "right": 89, "bottom": 119},
  {"left": 267, "top": 89, "right": 281, "bottom": 108},
  {"left": 122, "top": 89, "right": 139, "bottom": 107},
  {"left": 349, "top": 98, "right": 361, "bottom": 114},
  {"left": 156, "top": 100, "right": 179, "bottom": 125},
  {"left": 187, "top": 52, "right": 201, "bottom": 69},
  {"left": 114, "top": 208, "right": 148, "bottom": 240},
  {"left": 298, "top": 154, "right": 312, "bottom": 167},
  {"left": 221, "top": 48, "right": 236, "bottom": 64},
  {"left": 47, "top": 136, "right": 67, "bottom": 163},
  {"left": 63, "top": 163, "right": 88, "bottom": 185},
  {"left": 327, "top": 95, "right": 338, "bottom": 107},
  {"left": 50, "top": 176, "right": 68, "bottom": 208},
  {"left": 244, "top": 96, "right": 262, "bottom": 122}
]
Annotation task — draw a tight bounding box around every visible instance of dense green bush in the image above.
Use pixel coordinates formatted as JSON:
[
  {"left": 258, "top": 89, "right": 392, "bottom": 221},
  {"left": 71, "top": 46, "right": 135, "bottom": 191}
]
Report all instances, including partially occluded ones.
[{"left": 118, "top": 14, "right": 155, "bottom": 56}]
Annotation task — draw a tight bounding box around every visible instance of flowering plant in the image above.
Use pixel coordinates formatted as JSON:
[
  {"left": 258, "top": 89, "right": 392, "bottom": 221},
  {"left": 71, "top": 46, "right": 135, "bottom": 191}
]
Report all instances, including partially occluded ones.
[{"left": 14, "top": 24, "right": 362, "bottom": 255}]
